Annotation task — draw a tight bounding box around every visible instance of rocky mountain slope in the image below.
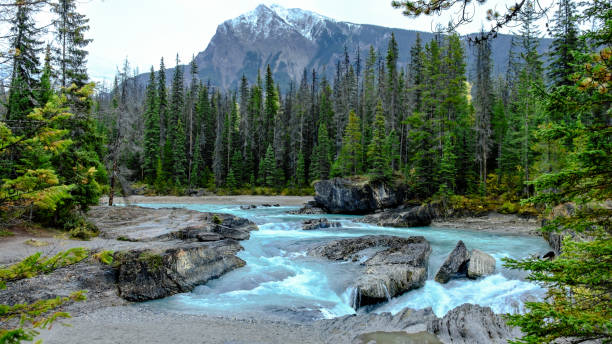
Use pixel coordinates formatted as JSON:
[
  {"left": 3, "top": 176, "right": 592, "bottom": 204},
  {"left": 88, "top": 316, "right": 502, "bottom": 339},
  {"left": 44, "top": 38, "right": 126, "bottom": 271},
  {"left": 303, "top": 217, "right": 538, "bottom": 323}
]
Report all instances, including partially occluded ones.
[{"left": 145, "top": 4, "right": 552, "bottom": 90}]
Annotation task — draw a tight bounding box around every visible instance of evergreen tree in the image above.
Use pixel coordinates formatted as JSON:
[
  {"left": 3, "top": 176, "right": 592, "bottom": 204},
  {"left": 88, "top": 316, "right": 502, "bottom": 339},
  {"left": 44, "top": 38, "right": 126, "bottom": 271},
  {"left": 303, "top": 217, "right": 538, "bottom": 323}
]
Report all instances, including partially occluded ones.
[
  {"left": 367, "top": 101, "right": 391, "bottom": 179},
  {"left": 7, "top": 2, "right": 43, "bottom": 123},
  {"left": 143, "top": 66, "right": 160, "bottom": 181},
  {"left": 547, "top": 0, "right": 582, "bottom": 88},
  {"left": 473, "top": 36, "right": 494, "bottom": 192},
  {"left": 51, "top": 0, "right": 91, "bottom": 88},
  {"left": 333, "top": 111, "right": 362, "bottom": 176},
  {"left": 296, "top": 151, "right": 306, "bottom": 186}
]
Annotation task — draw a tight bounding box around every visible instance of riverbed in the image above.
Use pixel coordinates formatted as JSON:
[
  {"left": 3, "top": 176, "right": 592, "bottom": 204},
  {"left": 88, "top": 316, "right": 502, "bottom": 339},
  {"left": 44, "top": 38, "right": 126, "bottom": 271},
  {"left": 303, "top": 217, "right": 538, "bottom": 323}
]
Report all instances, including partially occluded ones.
[{"left": 134, "top": 203, "right": 549, "bottom": 320}]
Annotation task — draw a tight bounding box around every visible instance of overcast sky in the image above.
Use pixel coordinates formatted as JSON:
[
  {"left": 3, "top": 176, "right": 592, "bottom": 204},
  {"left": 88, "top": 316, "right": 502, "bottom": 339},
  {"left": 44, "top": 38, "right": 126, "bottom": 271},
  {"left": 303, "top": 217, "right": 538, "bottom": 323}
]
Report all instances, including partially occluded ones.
[{"left": 77, "top": 0, "right": 554, "bottom": 83}]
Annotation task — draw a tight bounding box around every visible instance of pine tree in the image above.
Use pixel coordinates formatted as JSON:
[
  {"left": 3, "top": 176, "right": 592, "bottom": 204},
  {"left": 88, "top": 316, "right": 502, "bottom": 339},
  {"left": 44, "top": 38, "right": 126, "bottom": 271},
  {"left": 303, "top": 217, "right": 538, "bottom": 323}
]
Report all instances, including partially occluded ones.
[
  {"left": 7, "top": 2, "right": 43, "bottom": 123},
  {"left": 38, "top": 45, "right": 54, "bottom": 107},
  {"left": 367, "top": 101, "right": 390, "bottom": 179},
  {"left": 173, "top": 118, "right": 187, "bottom": 185},
  {"left": 547, "top": 0, "right": 582, "bottom": 88},
  {"left": 158, "top": 58, "right": 168, "bottom": 157},
  {"left": 333, "top": 110, "right": 362, "bottom": 176},
  {"left": 264, "top": 65, "right": 279, "bottom": 149},
  {"left": 263, "top": 145, "right": 276, "bottom": 187},
  {"left": 52, "top": 0, "right": 91, "bottom": 88},
  {"left": 143, "top": 66, "right": 160, "bottom": 181}
]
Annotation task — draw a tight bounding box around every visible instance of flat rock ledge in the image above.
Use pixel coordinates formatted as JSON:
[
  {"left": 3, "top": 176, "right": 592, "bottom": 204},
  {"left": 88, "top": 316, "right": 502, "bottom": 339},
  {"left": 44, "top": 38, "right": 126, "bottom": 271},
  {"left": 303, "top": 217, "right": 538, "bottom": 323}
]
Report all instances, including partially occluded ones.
[
  {"left": 309, "top": 235, "right": 431, "bottom": 309},
  {"left": 0, "top": 206, "right": 258, "bottom": 312}
]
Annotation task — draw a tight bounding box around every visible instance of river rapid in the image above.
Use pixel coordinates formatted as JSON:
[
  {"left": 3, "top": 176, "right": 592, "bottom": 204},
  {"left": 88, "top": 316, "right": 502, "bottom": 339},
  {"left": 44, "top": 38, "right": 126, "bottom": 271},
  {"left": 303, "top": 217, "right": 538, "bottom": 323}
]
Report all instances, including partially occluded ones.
[{"left": 137, "top": 203, "right": 549, "bottom": 321}]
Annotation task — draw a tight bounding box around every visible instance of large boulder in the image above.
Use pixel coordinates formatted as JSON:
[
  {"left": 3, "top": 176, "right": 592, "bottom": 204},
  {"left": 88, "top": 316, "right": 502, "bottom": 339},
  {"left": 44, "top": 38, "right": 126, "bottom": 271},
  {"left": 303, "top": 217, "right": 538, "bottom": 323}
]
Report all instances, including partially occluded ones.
[
  {"left": 466, "top": 249, "right": 496, "bottom": 279},
  {"left": 434, "top": 241, "right": 470, "bottom": 284},
  {"left": 302, "top": 218, "right": 341, "bottom": 230},
  {"left": 359, "top": 204, "right": 435, "bottom": 227},
  {"left": 310, "top": 235, "right": 431, "bottom": 309},
  {"left": 313, "top": 178, "right": 408, "bottom": 214},
  {"left": 288, "top": 200, "right": 327, "bottom": 215},
  {"left": 427, "top": 304, "right": 522, "bottom": 344},
  {"left": 114, "top": 239, "right": 246, "bottom": 301}
]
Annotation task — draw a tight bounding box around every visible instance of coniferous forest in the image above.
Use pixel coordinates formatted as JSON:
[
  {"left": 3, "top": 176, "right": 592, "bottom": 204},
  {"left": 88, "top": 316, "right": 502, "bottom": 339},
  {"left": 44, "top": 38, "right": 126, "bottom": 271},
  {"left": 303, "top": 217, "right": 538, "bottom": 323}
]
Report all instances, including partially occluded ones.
[{"left": 0, "top": 0, "right": 610, "bottom": 343}]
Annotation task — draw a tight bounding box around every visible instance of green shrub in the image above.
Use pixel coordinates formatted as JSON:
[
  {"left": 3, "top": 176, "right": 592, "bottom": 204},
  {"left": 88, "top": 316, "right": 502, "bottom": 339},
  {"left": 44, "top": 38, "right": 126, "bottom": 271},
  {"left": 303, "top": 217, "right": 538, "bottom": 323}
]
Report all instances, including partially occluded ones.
[
  {"left": 93, "top": 250, "right": 114, "bottom": 265},
  {"left": 499, "top": 201, "right": 519, "bottom": 214}
]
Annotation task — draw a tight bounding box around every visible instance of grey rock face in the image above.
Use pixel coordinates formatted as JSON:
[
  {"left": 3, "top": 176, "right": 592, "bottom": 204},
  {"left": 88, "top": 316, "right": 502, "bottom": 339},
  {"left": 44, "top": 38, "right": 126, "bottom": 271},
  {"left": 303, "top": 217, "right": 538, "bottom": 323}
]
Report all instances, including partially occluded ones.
[
  {"left": 310, "top": 235, "right": 431, "bottom": 309},
  {"left": 313, "top": 178, "right": 408, "bottom": 214},
  {"left": 427, "top": 304, "right": 522, "bottom": 344},
  {"left": 114, "top": 240, "right": 246, "bottom": 301},
  {"left": 302, "top": 218, "right": 341, "bottom": 230},
  {"left": 434, "top": 241, "right": 470, "bottom": 283},
  {"left": 467, "top": 249, "right": 496, "bottom": 279},
  {"left": 289, "top": 200, "right": 327, "bottom": 214},
  {"left": 359, "top": 204, "right": 435, "bottom": 227},
  {"left": 316, "top": 307, "right": 437, "bottom": 343}
]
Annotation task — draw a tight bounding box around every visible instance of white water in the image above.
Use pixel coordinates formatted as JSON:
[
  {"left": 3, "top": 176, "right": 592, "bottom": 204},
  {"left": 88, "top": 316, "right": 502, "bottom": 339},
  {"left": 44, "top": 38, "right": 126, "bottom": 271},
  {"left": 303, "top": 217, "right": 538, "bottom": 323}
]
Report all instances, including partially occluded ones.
[{"left": 139, "top": 203, "right": 549, "bottom": 320}]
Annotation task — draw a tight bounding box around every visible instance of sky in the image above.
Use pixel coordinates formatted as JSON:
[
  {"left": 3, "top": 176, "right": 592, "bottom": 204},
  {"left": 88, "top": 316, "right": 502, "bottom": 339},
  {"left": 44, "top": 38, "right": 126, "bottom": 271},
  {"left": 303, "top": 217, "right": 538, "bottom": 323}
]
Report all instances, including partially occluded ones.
[{"left": 76, "top": 0, "right": 555, "bottom": 84}]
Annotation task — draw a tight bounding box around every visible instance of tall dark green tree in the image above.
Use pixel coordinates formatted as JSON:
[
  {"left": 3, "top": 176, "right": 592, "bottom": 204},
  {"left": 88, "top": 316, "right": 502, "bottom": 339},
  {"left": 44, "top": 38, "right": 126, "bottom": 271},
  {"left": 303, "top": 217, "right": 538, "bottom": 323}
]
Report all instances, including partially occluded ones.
[
  {"left": 7, "top": 1, "right": 43, "bottom": 123},
  {"left": 51, "top": 0, "right": 91, "bottom": 88},
  {"left": 143, "top": 66, "right": 160, "bottom": 181}
]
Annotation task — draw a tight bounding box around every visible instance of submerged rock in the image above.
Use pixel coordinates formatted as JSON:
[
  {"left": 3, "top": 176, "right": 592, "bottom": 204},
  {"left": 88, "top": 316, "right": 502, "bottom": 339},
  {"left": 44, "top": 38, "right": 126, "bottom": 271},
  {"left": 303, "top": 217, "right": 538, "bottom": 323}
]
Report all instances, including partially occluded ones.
[
  {"left": 114, "top": 240, "right": 245, "bottom": 301},
  {"left": 240, "top": 205, "right": 257, "bottom": 210},
  {"left": 310, "top": 235, "right": 431, "bottom": 309},
  {"left": 434, "top": 241, "right": 470, "bottom": 284},
  {"left": 313, "top": 178, "right": 408, "bottom": 214},
  {"left": 467, "top": 249, "right": 496, "bottom": 279},
  {"left": 427, "top": 304, "right": 522, "bottom": 344},
  {"left": 302, "top": 218, "right": 341, "bottom": 230},
  {"left": 359, "top": 204, "right": 435, "bottom": 227}
]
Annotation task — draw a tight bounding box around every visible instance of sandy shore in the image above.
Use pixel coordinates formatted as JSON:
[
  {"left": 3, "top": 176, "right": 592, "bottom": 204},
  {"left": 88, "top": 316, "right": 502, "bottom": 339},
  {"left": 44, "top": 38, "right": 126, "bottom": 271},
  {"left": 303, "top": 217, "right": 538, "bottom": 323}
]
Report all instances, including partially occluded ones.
[
  {"left": 100, "top": 195, "right": 314, "bottom": 206},
  {"left": 36, "top": 306, "right": 322, "bottom": 344}
]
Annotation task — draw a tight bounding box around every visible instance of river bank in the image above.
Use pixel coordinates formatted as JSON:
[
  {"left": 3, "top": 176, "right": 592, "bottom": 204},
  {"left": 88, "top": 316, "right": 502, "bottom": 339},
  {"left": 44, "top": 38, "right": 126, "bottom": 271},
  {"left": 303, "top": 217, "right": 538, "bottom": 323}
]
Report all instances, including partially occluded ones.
[{"left": 101, "top": 195, "right": 314, "bottom": 206}]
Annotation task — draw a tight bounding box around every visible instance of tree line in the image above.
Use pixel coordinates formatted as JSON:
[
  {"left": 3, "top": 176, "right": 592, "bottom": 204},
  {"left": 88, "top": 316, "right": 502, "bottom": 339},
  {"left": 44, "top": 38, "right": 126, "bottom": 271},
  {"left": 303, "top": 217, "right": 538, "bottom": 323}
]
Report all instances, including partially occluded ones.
[{"left": 117, "top": 0, "right": 581, "bottom": 203}]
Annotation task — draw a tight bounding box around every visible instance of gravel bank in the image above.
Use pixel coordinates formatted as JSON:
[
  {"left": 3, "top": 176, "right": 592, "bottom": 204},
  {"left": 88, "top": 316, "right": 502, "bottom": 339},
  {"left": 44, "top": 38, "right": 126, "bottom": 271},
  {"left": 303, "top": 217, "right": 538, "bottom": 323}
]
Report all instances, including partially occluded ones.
[{"left": 101, "top": 195, "right": 314, "bottom": 206}]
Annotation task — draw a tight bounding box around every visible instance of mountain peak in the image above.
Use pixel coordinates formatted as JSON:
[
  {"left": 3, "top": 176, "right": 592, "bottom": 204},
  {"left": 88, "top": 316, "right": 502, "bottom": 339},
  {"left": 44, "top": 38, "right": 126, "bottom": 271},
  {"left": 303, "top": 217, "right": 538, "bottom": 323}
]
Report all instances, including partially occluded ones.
[{"left": 226, "top": 4, "right": 334, "bottom": 41}]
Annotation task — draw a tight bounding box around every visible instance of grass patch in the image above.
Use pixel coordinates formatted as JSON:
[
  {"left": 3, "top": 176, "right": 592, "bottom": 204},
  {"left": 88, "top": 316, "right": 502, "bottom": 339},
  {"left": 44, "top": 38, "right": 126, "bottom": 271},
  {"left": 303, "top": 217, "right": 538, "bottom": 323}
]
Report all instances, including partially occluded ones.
[
  {"left": 0, "top": 228, "right": 13, "bottom": 237},
  {"left": 93, "top": 250, "right": 114, "bottom": 265},
  {"left": 138, "top": 251, "right": 163, "bottom": 271},
  {"left": 0, "top": 248, "right": 89, "bottom": 288}
]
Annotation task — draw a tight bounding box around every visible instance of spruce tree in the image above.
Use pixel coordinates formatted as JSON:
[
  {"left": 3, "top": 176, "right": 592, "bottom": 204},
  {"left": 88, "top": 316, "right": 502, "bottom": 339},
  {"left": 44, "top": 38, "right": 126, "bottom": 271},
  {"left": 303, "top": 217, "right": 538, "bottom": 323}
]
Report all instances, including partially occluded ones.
[
  {"left": 333, "top": 110, "right": 362, "bottom": 176},
  {"left": 296, "top": 151, "right": 306, "bottom": 186},
  {"left": 367, "top": 101, "right": 390, "bottom": 179},
  {"left": 52, "top": 0, "right": 91, "bottom": 88},
  {"left": 143, "top": 66, "right": 160, "bottom": 181},
  {"left": 7, "top": 2, "right": 43, "bottom": 123}
]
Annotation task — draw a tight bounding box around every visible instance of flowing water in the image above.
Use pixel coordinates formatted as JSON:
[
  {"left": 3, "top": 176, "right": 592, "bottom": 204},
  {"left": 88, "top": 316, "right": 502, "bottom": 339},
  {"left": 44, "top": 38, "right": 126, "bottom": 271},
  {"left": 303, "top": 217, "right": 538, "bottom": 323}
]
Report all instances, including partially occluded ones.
[{"left": 137, "top": 203, "right": 549, "bottom": 321}]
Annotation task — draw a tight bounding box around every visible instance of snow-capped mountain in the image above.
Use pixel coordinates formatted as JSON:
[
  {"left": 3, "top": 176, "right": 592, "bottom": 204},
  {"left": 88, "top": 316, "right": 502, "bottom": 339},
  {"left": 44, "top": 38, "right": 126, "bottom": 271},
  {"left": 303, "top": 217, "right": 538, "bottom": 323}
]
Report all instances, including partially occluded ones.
[{"left": 153, "top": 4, "right": 552, "bottom": 90}]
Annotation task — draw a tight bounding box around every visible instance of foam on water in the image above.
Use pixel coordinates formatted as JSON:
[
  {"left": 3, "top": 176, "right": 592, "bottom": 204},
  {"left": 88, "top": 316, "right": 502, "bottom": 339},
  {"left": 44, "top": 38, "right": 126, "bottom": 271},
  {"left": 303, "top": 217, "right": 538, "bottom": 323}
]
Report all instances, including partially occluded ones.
[{"left": 139, "top": 203, "right": 550, "bottom": 320}]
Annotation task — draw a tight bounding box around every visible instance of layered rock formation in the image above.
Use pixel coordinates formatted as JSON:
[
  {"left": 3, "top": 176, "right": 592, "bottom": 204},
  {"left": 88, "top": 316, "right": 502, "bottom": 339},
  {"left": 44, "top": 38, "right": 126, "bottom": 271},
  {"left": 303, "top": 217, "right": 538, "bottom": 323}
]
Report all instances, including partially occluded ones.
[
  {"left": 312, "top": 178, "right": 409, "bottom": 214},
  {"left": 310, "top": 235, "right": 430, "bottom": 309}
]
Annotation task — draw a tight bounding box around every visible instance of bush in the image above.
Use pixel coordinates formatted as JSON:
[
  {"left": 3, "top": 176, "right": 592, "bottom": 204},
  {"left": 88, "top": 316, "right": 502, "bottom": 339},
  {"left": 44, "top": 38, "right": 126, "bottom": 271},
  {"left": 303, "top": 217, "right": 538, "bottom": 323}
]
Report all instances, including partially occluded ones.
[{"left": 499, "top": 201, "right": 519, "bottom": 214}]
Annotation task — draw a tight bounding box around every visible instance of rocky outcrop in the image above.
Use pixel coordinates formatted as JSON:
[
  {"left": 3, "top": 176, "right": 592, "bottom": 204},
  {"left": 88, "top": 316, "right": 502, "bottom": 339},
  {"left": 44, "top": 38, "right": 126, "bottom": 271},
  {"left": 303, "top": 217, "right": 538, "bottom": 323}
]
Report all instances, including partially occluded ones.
[
  {"left": 87, "top": 206, "right": 257, "bottom": 301},
  {"left": 316, "top": 307, "right": 438, "bottom": 343},
  {"left": 467, "top": 250, "right": 496, "bottom": 279},
  {"left": 288, "top": 200, "right": 327, "bottom": 214},
  {"left": 114, "top": 240, "right": 245, "bottom": 301},
  {"left": 302, "top": 218, "right": 341, "bottom": 230},
  {"left": 435, "top": 241, "right": 470, "bottom": 284},
  {"left": 313, "top": 178, "right": 408, "bottom": 214},
  {"left": 359, "top": 204, "right": 435, "bottom": 227},
  {"left": 310, "top": 235, "right": 431, "bottom": 309},
  {"left": 88, "top": 206, "right": 258, "bottom": 242},
  {"left": 427, "top": 304, "right": 522, "bottom": 344}
]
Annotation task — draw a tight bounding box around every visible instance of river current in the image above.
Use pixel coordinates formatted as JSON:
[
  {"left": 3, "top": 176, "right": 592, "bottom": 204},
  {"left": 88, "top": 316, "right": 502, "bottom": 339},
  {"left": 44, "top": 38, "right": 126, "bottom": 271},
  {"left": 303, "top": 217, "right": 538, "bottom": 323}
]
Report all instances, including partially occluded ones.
[{"left": 137, "top": 203, "right": 549, "bottom": 321}]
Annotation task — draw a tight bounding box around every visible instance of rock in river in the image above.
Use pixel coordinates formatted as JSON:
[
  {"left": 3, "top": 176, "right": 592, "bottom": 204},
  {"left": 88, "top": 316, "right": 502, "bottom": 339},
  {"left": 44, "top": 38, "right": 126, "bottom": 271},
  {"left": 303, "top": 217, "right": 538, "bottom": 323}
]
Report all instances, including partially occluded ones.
[
  {"left": 114, "top": 239, "right": 246, "bottom": 301},
  {"left": 313, "top": 178, "right": 408, "bottom": 214},
  {"left": 467, "top": 249, "right": 496, "bottom": 279},
  {"left": 359, "top": 204, "right": 435, "bottom": 227},
  {"left": 310, "top": 235, "right": 431, "bottom": 309},
  {"left": 302, "top": 218, "right": 341, "bottom": 230},
  {"left": 434, "top": 241, "right": 470, "bottom": 284}
]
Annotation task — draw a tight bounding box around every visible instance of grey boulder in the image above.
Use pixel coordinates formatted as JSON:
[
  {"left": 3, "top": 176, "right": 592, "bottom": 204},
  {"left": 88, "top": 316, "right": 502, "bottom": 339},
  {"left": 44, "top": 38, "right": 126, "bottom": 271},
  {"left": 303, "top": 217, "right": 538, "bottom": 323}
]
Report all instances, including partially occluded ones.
[
  {"left": 434, "top": 241, "right": 470, "bottom": 284},
  {"left": 467, "top": 249, "right": 496, "bottom": 279}
]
